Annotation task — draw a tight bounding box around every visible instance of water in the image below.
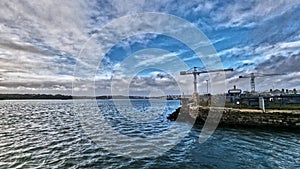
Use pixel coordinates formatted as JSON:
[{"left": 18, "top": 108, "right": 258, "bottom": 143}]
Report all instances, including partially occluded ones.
[{"left": 0, "top": 100, "right": 299, "bottom": 168}]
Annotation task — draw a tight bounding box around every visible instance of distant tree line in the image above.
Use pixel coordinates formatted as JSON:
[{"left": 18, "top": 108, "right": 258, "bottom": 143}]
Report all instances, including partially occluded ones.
[
  {"left": 0, "top": 94, "right": 72, "bottom": 100},
  {"left": 0, "top": 94, "right": 182, "bottom": 100}
]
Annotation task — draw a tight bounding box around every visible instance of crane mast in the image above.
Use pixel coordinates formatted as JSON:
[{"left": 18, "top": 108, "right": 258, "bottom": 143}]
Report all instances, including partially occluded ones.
[
  {"left": 250, "top": 73, "right": 255, "bottom": 92},
  {"left": 180, "top": 67, "right": 233, "bottom": 97},
  {"left": 239, "top": 73, "right": 284, "bottom": 93},
  {"left": 193, "top": 67, "right": 198, "bottom": 95}
]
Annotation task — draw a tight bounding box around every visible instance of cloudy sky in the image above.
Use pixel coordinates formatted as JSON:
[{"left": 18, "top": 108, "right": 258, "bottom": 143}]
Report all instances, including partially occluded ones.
[{"left": 0, "top": 0, "right": 299, "bottom": 96}]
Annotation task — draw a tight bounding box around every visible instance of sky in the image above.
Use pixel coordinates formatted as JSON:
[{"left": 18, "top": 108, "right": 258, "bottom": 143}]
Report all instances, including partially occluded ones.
[{"left": 0, "top": 0, "right": 300, "bottom": 96}]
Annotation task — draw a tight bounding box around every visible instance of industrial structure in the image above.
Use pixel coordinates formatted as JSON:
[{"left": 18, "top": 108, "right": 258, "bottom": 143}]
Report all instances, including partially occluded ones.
[
  {"left": 180, "top": 67, "right": 233, "bottom": 99},
  {"left": 226, "top": 84, "right": 300, "bottom": 109},
  {"left": 239, "top": 73, "right": 284, "bottom": 93},
  {"left": 178, "top": 67, "right": 298, "bottom": 109}
]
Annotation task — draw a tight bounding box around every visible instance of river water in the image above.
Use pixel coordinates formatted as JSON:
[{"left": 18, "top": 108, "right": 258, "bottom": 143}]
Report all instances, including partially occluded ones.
[{"left": 0, "top": 100, "right": 299, "bottom": 168}]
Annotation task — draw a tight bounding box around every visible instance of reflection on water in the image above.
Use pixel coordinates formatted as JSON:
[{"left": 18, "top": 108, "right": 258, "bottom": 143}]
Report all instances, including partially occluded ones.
[{"left": 0, "top": 100, "right": 299, "bottom": 168}]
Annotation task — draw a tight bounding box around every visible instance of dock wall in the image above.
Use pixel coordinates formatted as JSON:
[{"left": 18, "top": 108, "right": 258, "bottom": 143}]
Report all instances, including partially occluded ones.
[{"left": 169, "top": 106, "right": 300, "bottom": 128}]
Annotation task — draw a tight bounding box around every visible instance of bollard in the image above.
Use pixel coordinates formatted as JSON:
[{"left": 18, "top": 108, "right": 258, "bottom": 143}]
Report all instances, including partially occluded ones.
[{"left": 259, "top": 97, "right": 265, "bottom": 112}]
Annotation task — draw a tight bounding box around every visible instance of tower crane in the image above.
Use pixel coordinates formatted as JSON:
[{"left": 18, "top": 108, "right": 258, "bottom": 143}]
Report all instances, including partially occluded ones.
[
  {"left": 180, "top": 67, "right": 233, "bottom": 96},
  {"left": 239, "top": 73, "right": 284, "bottom": 93}
]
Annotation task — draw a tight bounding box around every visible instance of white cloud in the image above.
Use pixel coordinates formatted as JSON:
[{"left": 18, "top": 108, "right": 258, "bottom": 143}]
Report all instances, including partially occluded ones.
[
  {"left": 279, "top": 40, "right": 300, "bottom": 49},
  {"left": 212, "top": 0, "right": 300, "bottom": 28},
  {"left": 0, "top": 0, "right": 299, "bottom": 95},
  {"left": 0, "top": 0, "right": 104, "bottom": 94}
]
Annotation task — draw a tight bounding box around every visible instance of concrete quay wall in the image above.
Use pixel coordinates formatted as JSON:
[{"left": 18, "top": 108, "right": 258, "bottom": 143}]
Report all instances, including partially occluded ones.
[{"left": 170, "top": 105, "right": 300, "bottom": 128}]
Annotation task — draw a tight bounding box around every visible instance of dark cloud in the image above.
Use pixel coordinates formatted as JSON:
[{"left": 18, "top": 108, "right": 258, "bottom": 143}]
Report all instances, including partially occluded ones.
[
  {"left": 235, "top": 63, "right": 255, "bottom": 70},
  {"left": 254, "top": 52, "right": 300, "bottom": 74},
  {"left": 251, "top": 5, "right": 300, "bottom": 46}
]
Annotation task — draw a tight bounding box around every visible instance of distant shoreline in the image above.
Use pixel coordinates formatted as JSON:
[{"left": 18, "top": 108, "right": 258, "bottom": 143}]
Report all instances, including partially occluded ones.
[
  {"left": 0, "top": 94, "right": 180, "bottom": 100},
  {"left": 0, "top": 94, "right": 73, "bottom": 100}
]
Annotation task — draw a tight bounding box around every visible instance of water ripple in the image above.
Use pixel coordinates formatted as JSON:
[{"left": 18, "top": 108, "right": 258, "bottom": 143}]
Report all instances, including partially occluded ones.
[{"left": 0, "top": 100, "right": 299, "bottom": 168}]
